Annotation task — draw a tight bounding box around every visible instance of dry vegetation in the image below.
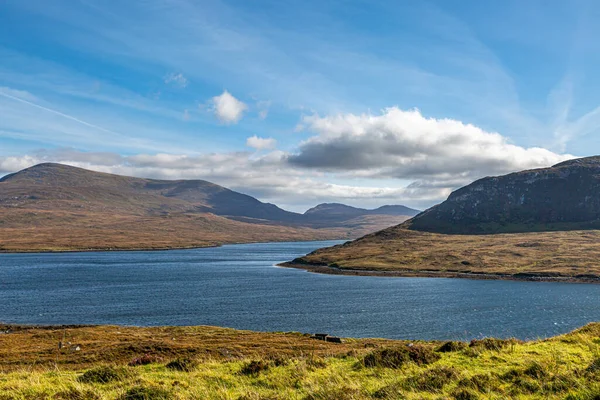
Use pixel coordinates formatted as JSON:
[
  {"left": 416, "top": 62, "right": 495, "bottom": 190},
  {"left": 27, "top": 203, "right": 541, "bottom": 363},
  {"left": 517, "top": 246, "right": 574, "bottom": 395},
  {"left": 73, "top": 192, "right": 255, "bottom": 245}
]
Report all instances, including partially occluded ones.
[
  {"left": 286, "top": 226, "right": 600, "bottom": 282},
  {"left": 0, "top": 209, "right": 346, "bottom": 252},
  {"left": 0, "top": 208, "right": 408, "bottom": 252},
  {"left": 2, "top": 323, "right": 600, "bottom": 398},
  {"left": 0, "top": 324, "right": 392, "bottom": 371},
  {"left": 0, "top": 164, "right": 410, "bottom": 252}
]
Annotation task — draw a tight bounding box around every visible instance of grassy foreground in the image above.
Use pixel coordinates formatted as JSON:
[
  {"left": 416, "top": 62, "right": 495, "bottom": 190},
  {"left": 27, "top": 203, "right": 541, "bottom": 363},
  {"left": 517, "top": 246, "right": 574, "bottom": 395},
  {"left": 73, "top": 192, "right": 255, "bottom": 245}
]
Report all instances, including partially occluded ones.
[{"left": 2, "top": 324, "right": 600, "bottom": 399}]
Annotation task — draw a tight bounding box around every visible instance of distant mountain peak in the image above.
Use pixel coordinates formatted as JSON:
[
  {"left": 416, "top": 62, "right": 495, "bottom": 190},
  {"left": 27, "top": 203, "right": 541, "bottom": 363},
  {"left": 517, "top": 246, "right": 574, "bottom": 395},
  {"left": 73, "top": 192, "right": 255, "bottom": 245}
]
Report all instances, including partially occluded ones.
[
  {"left": 304, "top": 203, "right": 364, "bottom": 214},
  {"left": 1, "top": 163, "right": 417, "bottom": 230},
  {"left": 304, "top": 203, "right": 420, "bottom": 217}
]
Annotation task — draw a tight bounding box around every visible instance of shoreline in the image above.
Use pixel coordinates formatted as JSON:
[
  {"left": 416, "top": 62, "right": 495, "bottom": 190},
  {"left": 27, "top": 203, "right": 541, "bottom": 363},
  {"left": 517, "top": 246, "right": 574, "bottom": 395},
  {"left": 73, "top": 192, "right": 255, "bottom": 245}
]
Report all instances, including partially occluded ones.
[
  {"left": 0, "top": 238, "right": 346, "bottom": 255},
  {"left": 278, "top": 261, "right": 600, "bottom": 284},
  {"left": 0, "top": 243, "right": 220, "bottom": 254}
]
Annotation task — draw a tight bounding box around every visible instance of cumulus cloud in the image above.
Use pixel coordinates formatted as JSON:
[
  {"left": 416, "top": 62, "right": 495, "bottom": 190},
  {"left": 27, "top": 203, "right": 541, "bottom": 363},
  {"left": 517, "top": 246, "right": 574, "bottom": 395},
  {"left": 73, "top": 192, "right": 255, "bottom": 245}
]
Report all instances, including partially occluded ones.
[
  {"left": 0, "top": 155, "right": 41, "bottom": 175},
  {"left": 246, "top": 135, "right": 277, "bottom": 150},
  {"left": 289, "top": 107, "right": 574, "bottom": 187},
  {"left": 164, "top": 72, "right": 189, "bottom": 88},
  {"left": 0, "top": 108, "right": 577, "bottom": 211},
  {"left": 210, "top": 90, "right": 248, "bottom": 124},
  {"left": 0, "top": 149, "right": 444, "bottom": 210}
]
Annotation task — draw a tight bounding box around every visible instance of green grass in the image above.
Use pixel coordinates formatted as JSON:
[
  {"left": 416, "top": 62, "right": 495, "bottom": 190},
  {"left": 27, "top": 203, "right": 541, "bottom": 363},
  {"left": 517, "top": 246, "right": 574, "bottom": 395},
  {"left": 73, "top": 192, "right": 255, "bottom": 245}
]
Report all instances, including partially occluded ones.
[{"left": 3, "top": 324, "right": 600, "bottom": 399}]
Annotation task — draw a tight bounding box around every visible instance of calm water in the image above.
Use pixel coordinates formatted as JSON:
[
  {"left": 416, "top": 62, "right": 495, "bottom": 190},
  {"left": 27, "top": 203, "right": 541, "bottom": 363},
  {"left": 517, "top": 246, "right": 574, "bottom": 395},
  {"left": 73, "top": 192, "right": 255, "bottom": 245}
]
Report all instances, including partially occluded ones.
[{"left": 1, "top": 240, "right": 599, "bottom": 341}]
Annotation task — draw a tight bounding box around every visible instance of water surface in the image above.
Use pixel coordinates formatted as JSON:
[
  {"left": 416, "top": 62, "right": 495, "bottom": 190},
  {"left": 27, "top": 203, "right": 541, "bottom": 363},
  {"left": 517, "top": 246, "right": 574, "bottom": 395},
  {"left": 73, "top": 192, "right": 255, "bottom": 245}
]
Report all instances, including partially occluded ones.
[{"left": 1, "top": 240, "right": 599, "bottom": 340}]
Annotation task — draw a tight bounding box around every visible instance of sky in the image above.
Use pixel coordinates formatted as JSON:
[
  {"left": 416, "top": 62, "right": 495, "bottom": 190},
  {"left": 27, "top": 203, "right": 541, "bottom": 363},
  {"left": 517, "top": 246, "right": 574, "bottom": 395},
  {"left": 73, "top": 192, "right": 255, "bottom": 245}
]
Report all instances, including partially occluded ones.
[{"left": 2, "top": 0, "right": 600, "bottom": 211}]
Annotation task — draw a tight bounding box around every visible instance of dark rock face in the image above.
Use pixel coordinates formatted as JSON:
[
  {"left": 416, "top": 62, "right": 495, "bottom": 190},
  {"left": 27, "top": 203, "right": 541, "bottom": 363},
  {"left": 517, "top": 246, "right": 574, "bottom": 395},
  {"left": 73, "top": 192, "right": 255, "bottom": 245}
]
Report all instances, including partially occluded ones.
[{"left": 407, "top": 156, "right": 600, "bottom": 234}]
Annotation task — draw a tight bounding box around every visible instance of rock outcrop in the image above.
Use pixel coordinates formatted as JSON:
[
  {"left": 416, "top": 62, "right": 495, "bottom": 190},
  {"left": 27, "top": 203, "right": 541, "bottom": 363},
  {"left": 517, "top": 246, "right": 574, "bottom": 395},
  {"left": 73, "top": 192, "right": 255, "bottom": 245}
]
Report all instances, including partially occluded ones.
[{"left": 406, "top": 156, "right": 600, "bottom": 234}]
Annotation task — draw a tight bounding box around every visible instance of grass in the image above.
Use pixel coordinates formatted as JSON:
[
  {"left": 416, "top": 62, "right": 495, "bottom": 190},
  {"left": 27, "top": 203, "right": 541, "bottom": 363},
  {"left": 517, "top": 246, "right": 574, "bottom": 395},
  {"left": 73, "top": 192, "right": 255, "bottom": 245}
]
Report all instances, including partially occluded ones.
[
  {"left": 77, "top": 366, "right": 131, "bottom": 384},
  {"left": 0, "top": 162, "right": 410, "bottom": 252},
  {"left": 361, "top": 345, "right": 440, "bottom": 368},
  {"left": 0, "top": 208, "right": 409, "bottom": 252},
  {"left": 286, "top": 226, "right": 600, "bottom": 282},
  {"left": 2, "top": 323, "right": 600, "bottom": 398},
  {"left": 164, "top": 358, "right": 197, "bottom": 373}
]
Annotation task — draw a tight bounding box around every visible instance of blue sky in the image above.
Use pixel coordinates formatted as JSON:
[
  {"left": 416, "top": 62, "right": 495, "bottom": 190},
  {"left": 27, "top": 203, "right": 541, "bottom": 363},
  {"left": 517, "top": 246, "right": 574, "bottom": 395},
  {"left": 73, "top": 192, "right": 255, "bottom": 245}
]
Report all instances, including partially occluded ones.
[{"left": 0, "top": 0, "right": 598, "bottom": 211}]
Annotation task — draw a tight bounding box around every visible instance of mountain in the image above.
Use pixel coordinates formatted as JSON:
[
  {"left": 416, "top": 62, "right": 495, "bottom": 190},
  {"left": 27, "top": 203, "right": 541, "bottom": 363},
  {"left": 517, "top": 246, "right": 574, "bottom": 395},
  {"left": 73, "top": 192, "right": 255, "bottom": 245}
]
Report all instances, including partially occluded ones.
[
  {"left": 304, "top": 203, "right": 420, "bottom": 221},
  {"left": 371, "top": 205, "right": 421, "bottom": 216},
  {"left": 0, "top": 163, "right": 301, "bottom": 222},
  {"left": 405, "top": 156, "right": 600, "bottom": 234},
  {"left": 0, "top": 163, "right": 415, "bottom": 251},
  {"left": 305, "top": 203, "right": 367, "bottom": 219},
  {"left": 285, "top": 156, "right": 600, "bottom": 282}
]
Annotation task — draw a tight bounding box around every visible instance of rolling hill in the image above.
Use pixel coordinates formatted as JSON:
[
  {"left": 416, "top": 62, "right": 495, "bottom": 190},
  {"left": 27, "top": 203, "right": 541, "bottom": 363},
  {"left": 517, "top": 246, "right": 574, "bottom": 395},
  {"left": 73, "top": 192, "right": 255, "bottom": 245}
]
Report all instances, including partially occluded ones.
[
  {"left": 304, "top": 203, "right": 419, "bottom": 223},
  {"left": 0, "top": 163, "right": 417, "bottom": 251},
  {"left": 406, "top": 156, "right": 600, "bottom": 234},
  {"left": 286, "top": 156, "right": 600, "bottom": 282}
]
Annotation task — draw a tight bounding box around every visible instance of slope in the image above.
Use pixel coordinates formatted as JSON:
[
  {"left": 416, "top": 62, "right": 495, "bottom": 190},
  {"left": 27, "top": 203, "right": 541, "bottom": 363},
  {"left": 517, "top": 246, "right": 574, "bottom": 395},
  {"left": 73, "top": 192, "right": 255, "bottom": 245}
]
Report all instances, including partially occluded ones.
[{"left": 285, "top": 156, "right": 600, "bottom": 282}]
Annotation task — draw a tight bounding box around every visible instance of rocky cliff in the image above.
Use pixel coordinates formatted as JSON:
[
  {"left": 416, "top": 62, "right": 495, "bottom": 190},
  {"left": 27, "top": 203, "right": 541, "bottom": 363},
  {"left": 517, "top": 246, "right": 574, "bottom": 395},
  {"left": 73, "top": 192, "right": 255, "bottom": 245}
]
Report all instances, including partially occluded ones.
[{"left": 406, "top": 156, "right": 600, "bottom": 234}]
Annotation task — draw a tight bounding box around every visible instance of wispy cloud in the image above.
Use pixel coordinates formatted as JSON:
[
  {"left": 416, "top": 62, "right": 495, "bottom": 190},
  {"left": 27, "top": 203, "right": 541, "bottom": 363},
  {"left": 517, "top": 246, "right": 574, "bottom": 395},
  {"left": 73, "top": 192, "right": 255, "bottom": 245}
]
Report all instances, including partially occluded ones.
[
  {"left": 0, "top": 85, "right": 218, "bottom": 154},
  {"left": 164, "top": 72, "right": 189, "bottom": 88},
  {"left": 4, "top": 0, "right": 591, "bottom": 141},
  {"left": 0, "top": 104, "right": 575, "bottom": 211},
  {"left": 0, "top": 88, "right": 125, "bottom": 138},
  {"left": 1, "top": 0, "right": 599, "bottom": 210},
  {"left": 256, "top": 100, "right": 271, "bottom": 120}
]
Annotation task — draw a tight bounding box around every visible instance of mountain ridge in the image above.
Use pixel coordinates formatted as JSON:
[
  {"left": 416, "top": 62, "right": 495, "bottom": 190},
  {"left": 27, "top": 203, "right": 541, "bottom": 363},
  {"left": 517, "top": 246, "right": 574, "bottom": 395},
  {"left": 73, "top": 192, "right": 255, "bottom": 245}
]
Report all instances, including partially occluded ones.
[
  {"left": 284, "top": 155, "right": 600, "bottom": 283},
  {"left": 304, "top": 203, "right": 420, "bottom": 218},
  {"left": 0, "top": 163, "right": 417, "bottom": 224},
  {"left": 0, "top": 163, "right": 417, "bottom": 251},
  {"left": 404, "top": 155, "right": 600, "bottom": 234}
]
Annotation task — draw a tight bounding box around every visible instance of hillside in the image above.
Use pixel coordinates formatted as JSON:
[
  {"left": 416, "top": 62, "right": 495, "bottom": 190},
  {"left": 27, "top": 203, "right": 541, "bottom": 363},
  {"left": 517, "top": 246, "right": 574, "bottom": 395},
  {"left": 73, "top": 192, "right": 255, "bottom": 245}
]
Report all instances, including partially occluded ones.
[
  {"left": 2, "top": 323, "right": 600, "bottom": 399},
  {"left": 286, "top": 156, "right": 600, "bottom": 282},
  {"left": 0, "top": 163, "right": 301, "bottom": 221},
  {"left": 406, "top": 156, "right": 600, "bottom": 234},
  {"left": 286, "top": 226, "right": 600, "bottom": 281},
  {"left": 0, "top": 163, "right": 414, "bottom": 251}
]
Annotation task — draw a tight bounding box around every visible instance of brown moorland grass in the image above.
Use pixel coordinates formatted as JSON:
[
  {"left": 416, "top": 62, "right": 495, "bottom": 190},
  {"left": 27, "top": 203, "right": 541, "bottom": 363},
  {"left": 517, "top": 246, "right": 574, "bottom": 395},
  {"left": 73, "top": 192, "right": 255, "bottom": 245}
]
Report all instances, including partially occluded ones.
[
  {"left": 0, "top": 163, "right": 411, "bottom": 252},
  {"left": 0, "top": 324, "right": 394, "bottom": 372},
  {"left": 0, "top": 208, "right": 408, "bottom": 252},
  {"left": 284, "top": 226, "right": 600, "bottom": 282},
  {"left": 2, "top": 323, "right": 600, "bottom": 399}
]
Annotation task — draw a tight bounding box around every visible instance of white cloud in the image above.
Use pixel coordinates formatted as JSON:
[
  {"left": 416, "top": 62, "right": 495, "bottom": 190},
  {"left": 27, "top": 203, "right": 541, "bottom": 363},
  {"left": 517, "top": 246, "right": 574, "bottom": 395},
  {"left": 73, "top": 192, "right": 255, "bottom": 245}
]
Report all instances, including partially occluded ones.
[
  {"left": 0, "top": 107, "right": 579, "bottom": 211},
  {"left": 0, "top": 149, "right": 443, "bottom": 211},
  {"left": 0, "top": 155, "right": 41, "bottom": 174},
  {"left": 0, "top": 86, "right": 194, "bottom": 154},
  {"left": 210, "top": 90, "right": 248, "bottom": 124},
  {"left": 164, "top": 72, "right": 188, "bottom": 88},
  {"left": 246, "top": 135, "right": 277, "bottom": 150},
  {"left": 288, "top": 107, "right": 575, "bottom": 187}
]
